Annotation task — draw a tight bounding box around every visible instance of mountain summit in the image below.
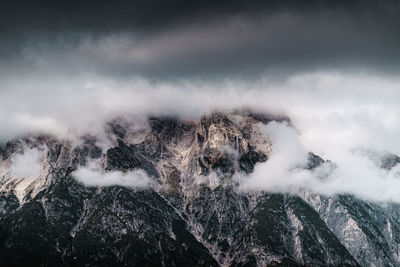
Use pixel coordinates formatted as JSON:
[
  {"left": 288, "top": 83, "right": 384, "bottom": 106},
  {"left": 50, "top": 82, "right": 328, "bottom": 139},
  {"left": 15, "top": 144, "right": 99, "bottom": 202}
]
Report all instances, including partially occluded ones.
[{"left": 0, "top": 111, "right": 399, "bottom": 266}]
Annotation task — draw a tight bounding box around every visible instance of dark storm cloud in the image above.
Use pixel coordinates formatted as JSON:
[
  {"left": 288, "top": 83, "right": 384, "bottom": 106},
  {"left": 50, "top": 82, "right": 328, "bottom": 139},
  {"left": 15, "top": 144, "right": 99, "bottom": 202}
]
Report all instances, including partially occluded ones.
[
  {"left": 1, "top": 0, "right": 400, "bottom": 78},
  {"left": 0, "top": 0, "right": 358, "bottom": 34}
]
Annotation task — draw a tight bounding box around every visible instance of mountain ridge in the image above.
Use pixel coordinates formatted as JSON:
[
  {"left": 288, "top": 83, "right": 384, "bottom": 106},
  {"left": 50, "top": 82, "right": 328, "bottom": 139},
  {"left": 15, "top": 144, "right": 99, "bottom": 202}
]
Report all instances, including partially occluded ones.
[{"left": 0, "top": 111, "right": 399, "bottom": 266}]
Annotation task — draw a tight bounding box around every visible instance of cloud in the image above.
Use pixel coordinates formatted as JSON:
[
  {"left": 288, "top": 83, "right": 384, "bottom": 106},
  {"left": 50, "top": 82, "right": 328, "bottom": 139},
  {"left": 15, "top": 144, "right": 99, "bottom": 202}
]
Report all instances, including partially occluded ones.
[
  {"left": 239, "top": 121, "right": 400, "bottom": 203},
  {"left": 73, "top": 160, "right": 152, "bottom": 188},
  {"left": 2, "top": 71, "right": 400, "bottom": 202},
  {"left": 13, "top": 113, "right": 69, "bottom": 137},
  {"left": 9, "top": 146, "right": 47, "bottom": 178},
  {"left": 1, "top": 70, "right": 400, "bottom": 162},
  {"left": 2, "top": 1, "right": 400, "bottom": 78},
  {"left": 3, "top": 10, "right": 400, "bottom": 80},
  {"left": 2, "top": 70, "right": 399, "bottom": 151},
  {"left": 239, "top": 121, "right": 310, "bottom": 192},
  {"left": 1, "top": 0, "right": 400, "bottom": 202}
]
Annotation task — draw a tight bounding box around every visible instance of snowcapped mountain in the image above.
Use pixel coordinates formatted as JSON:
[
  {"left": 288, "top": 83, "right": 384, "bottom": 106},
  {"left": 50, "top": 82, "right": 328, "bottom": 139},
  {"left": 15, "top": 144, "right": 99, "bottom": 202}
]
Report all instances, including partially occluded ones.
[{"left": 0, "top": 111, "right": 399, "bottom": 266}]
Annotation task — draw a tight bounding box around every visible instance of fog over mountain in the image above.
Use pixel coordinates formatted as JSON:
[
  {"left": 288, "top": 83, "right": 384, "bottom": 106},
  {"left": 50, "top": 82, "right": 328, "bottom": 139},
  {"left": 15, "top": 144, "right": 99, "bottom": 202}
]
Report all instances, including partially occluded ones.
[{"left": 1, "top": 1, "right": 400, "bottom": 266}]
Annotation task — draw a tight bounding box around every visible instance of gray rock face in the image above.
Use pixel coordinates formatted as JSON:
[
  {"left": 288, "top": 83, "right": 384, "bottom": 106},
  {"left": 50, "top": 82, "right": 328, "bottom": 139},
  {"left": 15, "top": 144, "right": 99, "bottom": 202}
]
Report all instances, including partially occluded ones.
[{"left": 0, "top": 111, "right": 398, "bottom": 266}]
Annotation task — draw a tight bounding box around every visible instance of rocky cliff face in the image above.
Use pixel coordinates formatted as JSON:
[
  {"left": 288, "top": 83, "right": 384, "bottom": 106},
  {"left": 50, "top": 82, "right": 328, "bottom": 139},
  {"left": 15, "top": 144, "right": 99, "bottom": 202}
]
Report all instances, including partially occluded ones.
[{"left": 0, "top": 111, "right": 398, "bottom": 266}]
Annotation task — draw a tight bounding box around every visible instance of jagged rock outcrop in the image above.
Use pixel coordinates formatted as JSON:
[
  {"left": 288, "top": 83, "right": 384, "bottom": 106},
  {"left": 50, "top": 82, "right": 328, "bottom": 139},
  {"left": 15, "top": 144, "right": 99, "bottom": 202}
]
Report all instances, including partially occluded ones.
[{"left": 0, "top": 111, "right": 398, "bottom": 266}]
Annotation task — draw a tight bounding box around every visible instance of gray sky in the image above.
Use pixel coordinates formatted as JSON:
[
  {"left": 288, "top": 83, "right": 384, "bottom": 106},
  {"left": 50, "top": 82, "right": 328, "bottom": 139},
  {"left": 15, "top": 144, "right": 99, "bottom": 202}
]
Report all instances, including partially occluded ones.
[
  {"left": 1, "top": 0, "right": 400, "bottom": 78},
  {"left": 2, "top": 1, "right": 400, "bottom": 200}
]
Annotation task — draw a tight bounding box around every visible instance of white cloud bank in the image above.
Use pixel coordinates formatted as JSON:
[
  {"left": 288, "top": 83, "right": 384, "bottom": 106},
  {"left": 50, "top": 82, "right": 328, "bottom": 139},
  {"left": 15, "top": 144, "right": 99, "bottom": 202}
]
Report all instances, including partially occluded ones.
[
  {"left": 73, "top": 161, "right": 152, "bottom": 188},
  {"left": 240, "top": 121, "right": 400, "bottom": 203},
  {"left": 9, "top": 146, "right": 47, "bottom": 178},
  {"left": 2, "top": 70, "right": 400, "bottom": 153}
]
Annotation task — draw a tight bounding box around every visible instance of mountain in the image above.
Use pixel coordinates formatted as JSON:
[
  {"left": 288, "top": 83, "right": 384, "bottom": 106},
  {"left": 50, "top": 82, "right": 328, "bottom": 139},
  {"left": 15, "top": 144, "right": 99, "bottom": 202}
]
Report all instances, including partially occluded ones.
[{"left": 0, "top": 111, "right": 399, "bottom": 266}]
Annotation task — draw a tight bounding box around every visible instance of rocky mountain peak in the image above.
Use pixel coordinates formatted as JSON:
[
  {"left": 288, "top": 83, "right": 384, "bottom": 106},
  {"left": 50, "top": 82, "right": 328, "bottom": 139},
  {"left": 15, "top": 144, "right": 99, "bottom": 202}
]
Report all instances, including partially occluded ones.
[{"left": 0, "top": 111, "right": 399, "bottom": 266}]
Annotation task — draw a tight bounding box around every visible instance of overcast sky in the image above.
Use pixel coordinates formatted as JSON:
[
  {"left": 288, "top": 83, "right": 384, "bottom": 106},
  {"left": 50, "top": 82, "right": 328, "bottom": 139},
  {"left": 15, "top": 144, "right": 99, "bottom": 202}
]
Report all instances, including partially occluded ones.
[
  {"left": 1, "top": 0, "right": 400, "bottom": 78},
  {"left": 1, "top": 0, "right": 399, "bottom": 139},
  {"left": 2, "top": 1, "right": 400, "bottom": 200}
]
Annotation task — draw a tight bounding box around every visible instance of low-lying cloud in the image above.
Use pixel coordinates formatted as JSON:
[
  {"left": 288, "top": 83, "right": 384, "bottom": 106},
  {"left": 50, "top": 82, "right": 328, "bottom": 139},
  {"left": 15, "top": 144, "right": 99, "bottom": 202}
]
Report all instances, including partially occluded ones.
[
  {"left": 73, "top": 160, "right": 152, "bottom": 188},
  {"left": 9, "top": 146, "right": 47, "bottom": 178},
  {"left": 2, "top": 70, "right": 400, "bottom": 156},
  {"left": 239, "top": 121, "right": 310, "bottom": 192},
  {"left": 240, "top": 121, "right": 400, "bottom": 203}
]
